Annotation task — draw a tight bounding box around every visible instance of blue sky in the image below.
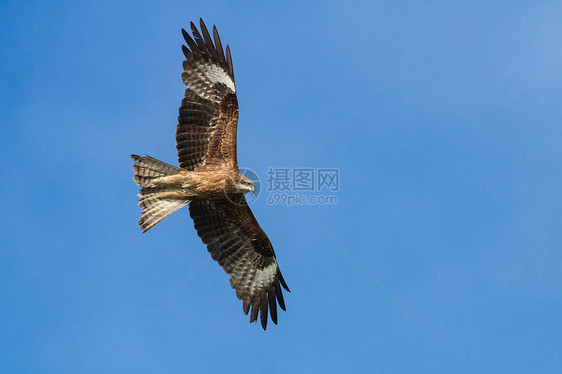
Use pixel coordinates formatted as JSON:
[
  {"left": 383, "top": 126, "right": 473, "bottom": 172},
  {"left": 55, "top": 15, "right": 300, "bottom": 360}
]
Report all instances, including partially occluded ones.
[{"left": 1, "top": 1, "right": 561, "bottom": 372}]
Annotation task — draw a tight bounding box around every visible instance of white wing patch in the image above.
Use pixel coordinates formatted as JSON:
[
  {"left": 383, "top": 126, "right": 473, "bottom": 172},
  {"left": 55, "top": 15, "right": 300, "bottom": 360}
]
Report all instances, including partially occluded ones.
[
  {"left": 229, "top": 254, "right": 277, "bottom": 299},
  {"left": 182, "top": 62, "right": 235, "bottom": 102},
  {"left": 255, "top": 261, "right": 276, "bottom": 291},
  {"left": 201, "top": 63, "right": 236, "bottom": 92}
]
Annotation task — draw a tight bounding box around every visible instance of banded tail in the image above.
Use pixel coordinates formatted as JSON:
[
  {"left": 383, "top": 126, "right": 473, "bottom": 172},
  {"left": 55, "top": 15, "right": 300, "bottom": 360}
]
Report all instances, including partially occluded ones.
[{"left": 131, "top": 154, "right": 189, "bottom": 233}]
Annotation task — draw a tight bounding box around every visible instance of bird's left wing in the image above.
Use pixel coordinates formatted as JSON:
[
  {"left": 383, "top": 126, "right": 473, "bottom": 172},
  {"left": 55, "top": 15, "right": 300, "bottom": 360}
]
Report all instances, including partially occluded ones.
[{"left": 189, "top": 196, "right": 290, "bottom": 330}]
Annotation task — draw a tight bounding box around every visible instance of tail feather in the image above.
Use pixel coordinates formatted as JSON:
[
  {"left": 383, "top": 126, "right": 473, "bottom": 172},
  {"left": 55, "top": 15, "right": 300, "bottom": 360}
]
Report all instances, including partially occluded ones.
[
  {"left": 137, "top": 190, "right": 189, "bottom": 233},
  {"left": 131, "top": 155, "right": 189, "bottom": 233},
  {"left": 131, "top": 154, "right": 182, "bottom": 187}
]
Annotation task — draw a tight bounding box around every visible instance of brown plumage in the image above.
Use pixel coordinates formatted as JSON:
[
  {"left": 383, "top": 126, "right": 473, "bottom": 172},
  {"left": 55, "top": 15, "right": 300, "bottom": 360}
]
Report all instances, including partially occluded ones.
[{"left": 131, "top": 19, "right": 289, "bottom": 330}]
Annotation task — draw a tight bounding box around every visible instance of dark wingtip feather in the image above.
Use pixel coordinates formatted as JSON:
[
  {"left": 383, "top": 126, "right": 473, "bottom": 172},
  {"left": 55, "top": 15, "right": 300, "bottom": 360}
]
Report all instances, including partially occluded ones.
[
  {"left": 275, "top": 280, "right": 286, "bottom": 311},
  {"left": 268, "top": 290, "right": 278, "bottom": 325},
  {"left": 181, "top": 28, "right": 189, "bottom": 42},
  {"left": 243, "top": 299, "right": 251, "bottom": 315},
  {"left": 182, "top": 29, "right": 201, "bottom": 58},
  {"left": 249, "top": 302, "right": 259, "bottom": 323},
  {"left": 260, "top": 296, "right": 268, "bottom": 330},
  {"left": 278, "top": 271, "right": 290, "bottom": 292},
  {"left": 181, "top": 45, "right": 191, "bottom": 59},
  {"left": 225, "top": 45, "right": 234, "bottom": 82},
  {"left": 190, "top": 21, "right": 210, "bottom": 56},
  {"left": 199, "top": 19, "right": 219, "bottom": 61},
  {"left": 199, "top": 18, "right": 211, "bottom": 40},
  {"left": 212, "top": 25, "right": 227, "bottom": 67}
]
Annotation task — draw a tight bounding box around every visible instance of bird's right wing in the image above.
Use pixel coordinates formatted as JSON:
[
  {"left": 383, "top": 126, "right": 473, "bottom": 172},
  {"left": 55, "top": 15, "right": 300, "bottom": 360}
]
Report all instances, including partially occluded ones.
[{"left": 176, "top": 19, "right": 240, "bottom": 171}]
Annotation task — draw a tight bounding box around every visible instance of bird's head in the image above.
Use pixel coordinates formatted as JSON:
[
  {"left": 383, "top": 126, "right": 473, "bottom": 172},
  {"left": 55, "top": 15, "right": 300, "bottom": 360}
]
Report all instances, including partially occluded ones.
[{"left": 237, "top": 175, "right": 255, "bottom": 194}]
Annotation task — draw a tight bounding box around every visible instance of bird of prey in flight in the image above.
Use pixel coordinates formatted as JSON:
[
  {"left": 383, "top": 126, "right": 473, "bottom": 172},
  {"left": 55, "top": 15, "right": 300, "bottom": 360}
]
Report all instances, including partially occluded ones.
[{"left": 131, "top": 19, "right": 289, "bottom": 330}]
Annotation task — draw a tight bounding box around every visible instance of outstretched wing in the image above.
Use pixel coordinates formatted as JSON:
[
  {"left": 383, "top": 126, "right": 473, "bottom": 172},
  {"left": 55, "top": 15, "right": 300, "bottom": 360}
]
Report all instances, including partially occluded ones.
[
  {"left": 189, "top": 196, "right": 290, "bottom": 330},
  {"left": 177, "top": 19, "right": 239, "bottom": 170}
]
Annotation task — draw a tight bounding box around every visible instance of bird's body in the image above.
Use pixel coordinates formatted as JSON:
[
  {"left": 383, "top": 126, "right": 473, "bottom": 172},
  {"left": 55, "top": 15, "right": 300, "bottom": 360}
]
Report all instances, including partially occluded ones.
[
  {"left": 131, "top": 19, "right": 289, "bottom": 330},
  {"left": 132, "top": 158, "right": 253, "bottom": 201}
]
